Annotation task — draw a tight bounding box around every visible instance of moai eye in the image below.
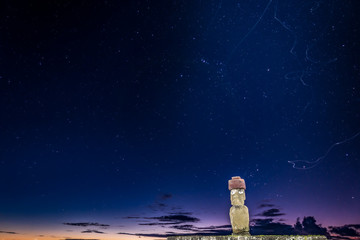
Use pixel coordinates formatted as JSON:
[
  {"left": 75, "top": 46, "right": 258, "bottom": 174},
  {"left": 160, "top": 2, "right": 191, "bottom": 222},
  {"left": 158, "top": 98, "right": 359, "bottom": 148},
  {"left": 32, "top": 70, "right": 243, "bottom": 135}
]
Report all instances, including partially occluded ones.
[
  {"left": 239, "top": 190, "right": 244, "bottom": 194},
  {"left": 231, "top": 190, "right": 236, "bottom": 195}
]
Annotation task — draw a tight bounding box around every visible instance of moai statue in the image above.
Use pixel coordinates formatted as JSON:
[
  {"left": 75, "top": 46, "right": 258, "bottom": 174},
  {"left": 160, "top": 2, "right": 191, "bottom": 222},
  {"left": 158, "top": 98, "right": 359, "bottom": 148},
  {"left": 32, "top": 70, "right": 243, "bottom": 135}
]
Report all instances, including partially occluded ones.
[{"left": 228, "top": 176, "right": 250, "bottom": 235}]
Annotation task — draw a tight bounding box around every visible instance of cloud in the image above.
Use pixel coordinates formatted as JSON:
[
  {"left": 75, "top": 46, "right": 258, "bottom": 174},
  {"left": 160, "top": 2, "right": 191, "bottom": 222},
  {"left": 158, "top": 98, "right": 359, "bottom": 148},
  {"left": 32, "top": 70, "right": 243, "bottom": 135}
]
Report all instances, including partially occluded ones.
[
  {"left": 170, "top": 206, "right": 183, "bottom": 211},
  {"left": 251, "top": 211, "right": 330, "bottom": 237},
  {"left": 161, "top": 194, "right": 172, "bottom": 200},
  {"left": 330, "top": 224, "right": 360, "bottom": 237},
  {"left": 171, "top": 224, "right": 197, "bottom": 231},
  {"left": 118, "top": 232, "right": 170, "bottom": 238},
  {"left": 300, "top": 216, "right": 328, "bottom": 236},
  {"left": 0, "top": 230, "right": 18, "bottom": 234},
  {"left": 63, "top": 222, "right": 110, "bottom": 228},
  {"left": 130, "top": 213, "right": 200, "bottom": 226},
  {"left": 146, "top": 214, "right": 200, "bottom": 223},
  {"left": 123, "top": 209, "right": 231, "bottom": 235},
  {"left": 252, "top": 203, "right": 330, "bottom": 236},
  {"left": 147, "top": 193, "right": 173, "bottom": 212},
  {"left": 251, "top": 218, "right": 295, "bottom": 235},
  {"left": 169, "top": 211, "right": 193, "bottom": 215},
  {"left": 252, "top": 218, "right": 274, "bottom": 225},
  {"left": 148, "top": 202, "right": 169, "bottom": 212},
  {"left": 258, "top": 203, "right": 275, "bottom": 208},
  {"left": 148, "top": 194, "right": 189, "bottom": 214},
  {"left": 139, "top": 222, "right": 177, "bottom": 226},
  {"left": 118, "top": 224, "right": 232, "bottom": 237},
  {"left": 254, "top": 202, "right": 285, "bottom": 219},
  {"left": 81, "top": 230, "right": 106, "bottom": 234},
  {"left": 256, "top": 208, "right": 285, "bottom": 217}
]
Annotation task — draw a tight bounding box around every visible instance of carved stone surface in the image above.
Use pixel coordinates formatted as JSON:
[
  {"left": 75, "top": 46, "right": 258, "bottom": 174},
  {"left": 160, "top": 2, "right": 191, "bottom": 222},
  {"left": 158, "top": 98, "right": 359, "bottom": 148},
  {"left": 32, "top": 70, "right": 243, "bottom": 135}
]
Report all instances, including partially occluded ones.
[
  {"left": 229, "top": 177, "right": 249, "bottom": 235},
  {"left": 230, "top": 205, "right": 249, "bottom": 235},
  {"left": 167, "top": 235, "right": 328, "bottom": 240}
]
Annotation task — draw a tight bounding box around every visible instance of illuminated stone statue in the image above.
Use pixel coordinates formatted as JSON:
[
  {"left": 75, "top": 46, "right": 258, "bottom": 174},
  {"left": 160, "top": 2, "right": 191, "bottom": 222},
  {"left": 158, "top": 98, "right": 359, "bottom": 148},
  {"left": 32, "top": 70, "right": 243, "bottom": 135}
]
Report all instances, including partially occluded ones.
[{"left": 229, "top": 176, "right": 250, "bottom": 235}]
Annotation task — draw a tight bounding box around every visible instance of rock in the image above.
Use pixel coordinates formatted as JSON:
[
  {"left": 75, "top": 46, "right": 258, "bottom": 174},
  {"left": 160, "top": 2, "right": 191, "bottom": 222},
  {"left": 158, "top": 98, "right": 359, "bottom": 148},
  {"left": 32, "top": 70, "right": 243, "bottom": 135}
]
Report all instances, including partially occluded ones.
[
  {"left": 229, "top": 177, "right": 249, "bottom": 235},
  {"left": 167, "top": 235, "right": 328, "bottom": 240},
  {"left": 228, "top": 176, "right": 246, "bottom": 190},
  {"left": 230, "top": 205, "right": 250, "bottom": 235}
]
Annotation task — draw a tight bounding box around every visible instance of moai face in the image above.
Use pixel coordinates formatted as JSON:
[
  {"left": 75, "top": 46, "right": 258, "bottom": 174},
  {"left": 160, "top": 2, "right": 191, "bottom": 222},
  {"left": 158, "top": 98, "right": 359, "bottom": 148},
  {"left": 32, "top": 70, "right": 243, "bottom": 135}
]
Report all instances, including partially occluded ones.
[{"left": 230, "top": 188, "right": 245, "bottom": 206}]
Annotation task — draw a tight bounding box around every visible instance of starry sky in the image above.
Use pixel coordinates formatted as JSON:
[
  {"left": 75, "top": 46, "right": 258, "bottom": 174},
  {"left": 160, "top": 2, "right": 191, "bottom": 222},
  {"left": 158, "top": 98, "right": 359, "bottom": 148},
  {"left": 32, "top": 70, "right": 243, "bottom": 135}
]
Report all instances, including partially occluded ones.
[{"left": 1, "top": 1, "right": 360, "bottom": 240}]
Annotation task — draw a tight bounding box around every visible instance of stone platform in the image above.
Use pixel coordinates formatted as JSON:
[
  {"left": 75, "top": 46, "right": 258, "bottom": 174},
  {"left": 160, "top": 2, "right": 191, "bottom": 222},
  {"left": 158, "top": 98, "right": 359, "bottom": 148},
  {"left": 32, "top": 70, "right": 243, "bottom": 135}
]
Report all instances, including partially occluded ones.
[{"left": 167, "top": 235, "right": 327, "bottom": 240}]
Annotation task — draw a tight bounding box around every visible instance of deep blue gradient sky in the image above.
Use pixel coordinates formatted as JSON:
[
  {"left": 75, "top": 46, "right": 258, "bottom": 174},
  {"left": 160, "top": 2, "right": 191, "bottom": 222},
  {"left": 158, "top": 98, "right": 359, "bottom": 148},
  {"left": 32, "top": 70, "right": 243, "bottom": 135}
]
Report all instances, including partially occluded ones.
[{"left": 1, "top": 1, "right": 360, "bottom": 240}]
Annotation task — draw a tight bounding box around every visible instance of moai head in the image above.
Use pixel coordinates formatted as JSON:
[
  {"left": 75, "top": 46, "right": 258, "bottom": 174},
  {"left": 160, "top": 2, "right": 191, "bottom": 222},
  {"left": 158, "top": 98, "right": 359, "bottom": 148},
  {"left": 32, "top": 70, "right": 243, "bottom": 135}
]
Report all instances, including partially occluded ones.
[
  {"left": 228, "top": 176, "right": 246, "bottom": 206},
  {"left": 230, "top": 189, "right": 246, "bottom": 205}
]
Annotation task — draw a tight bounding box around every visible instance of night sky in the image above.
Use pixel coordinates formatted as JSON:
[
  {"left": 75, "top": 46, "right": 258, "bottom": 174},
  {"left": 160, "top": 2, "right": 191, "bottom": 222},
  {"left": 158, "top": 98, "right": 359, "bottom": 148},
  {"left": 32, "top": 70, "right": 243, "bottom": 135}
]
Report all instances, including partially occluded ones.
[{"left": 1, "top": 1, "right": 360, "bottom": 240}]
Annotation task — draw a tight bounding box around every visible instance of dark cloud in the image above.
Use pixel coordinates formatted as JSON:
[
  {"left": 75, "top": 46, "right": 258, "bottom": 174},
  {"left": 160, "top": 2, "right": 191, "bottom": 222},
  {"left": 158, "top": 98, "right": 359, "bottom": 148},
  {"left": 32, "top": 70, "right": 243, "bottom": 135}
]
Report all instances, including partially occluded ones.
[
  {"left": 148, "top": 202, "right": 169, "bottom": 212},
  {"left": 330, "top": 224, "right": 360, "bottom": 237},
  {"left": 118, "top": 223, "right": 232, "bottom": 237},
  {"left": 118, "top": 232, "right": 170, "bottom": 238},
  {"left": 256, "top": 208, "right": 285, "bottom": 217},
  {"left": 348, "top": 224, "right": 360, "bottom": 229},
  {"left": 147, "top": 194, "right": 174, "bottom": 212},
  {"left": 146, "top": 214, "right": 200, "bottom": 223},
  {"left": 251, "top": 218, "right": 295, "bottom": 235},
  {"left": 168, "top": 211, "right": 193, "bottom": 215},
  {"left": 252, "top": 218, "right": 274, "bottom": 225},
  {"left": 122, "top": 216, "right": 141, "bottom": 219},
  {"left": 300, "top": 216, "right": 329, "bottom": 236},
  {"left": 147, "top": 200, "right": 187, "bottom": 214},
  {"left": 161, "top": 194, "right": 172, "bottom": 200},
  {"left": 292, "top": 217, "right": 330, "bottom": 237},
  {"left": 0, "top": 230, "right": 18, "bottom": 234},
  {"left": 63, "top": 222, "right": 110, "bottom": 228},
  {"left": 253, "top": 203, "right": 330, "bottom": 236},
  {"left": 81, "top": 229, "right": 106, "bottom": 234},
  {"left": 172, "top": 224, "right": 197, "bottom": 231},
  {"left": 251, "top": 215, "right": 331, "bottom": 236},
  {"left": 139, "top": 222, "right": 177, "bottom": 226},
  {"left": 258, "top": 203, "right": 275, "bottom": 208},
  {"left": 170, "top": 206, "right": 183, "bottom": 211},
  {"left": 135, "top": 213, "right": 200, "bottom": 226}
]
